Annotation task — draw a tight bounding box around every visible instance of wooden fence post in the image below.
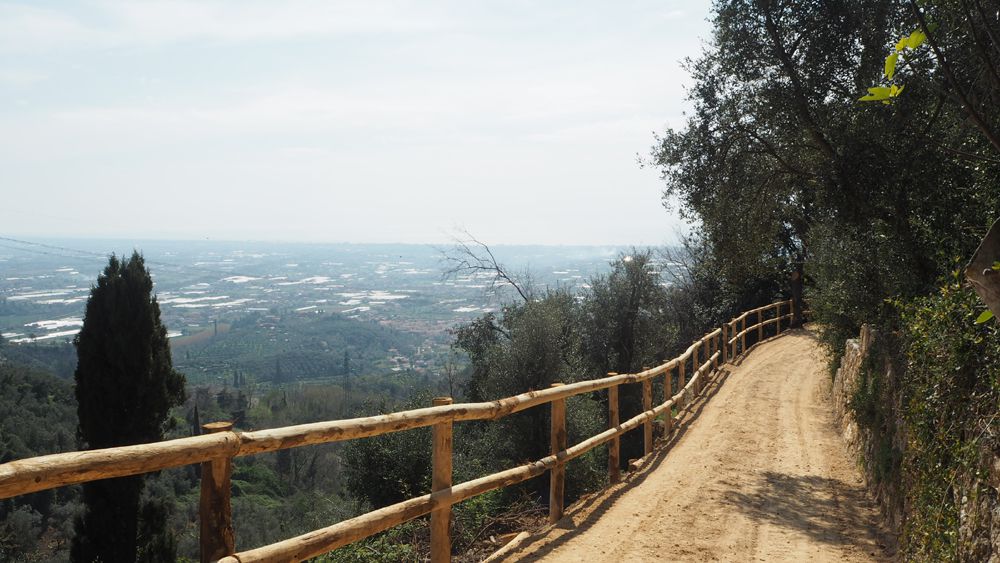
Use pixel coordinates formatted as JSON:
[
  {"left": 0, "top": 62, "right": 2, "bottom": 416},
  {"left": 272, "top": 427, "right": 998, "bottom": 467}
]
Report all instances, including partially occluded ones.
[
  {"left": 729, "top": 321, "right": 735, "bottom": 359},
  {"left": 777, "top": 303, "right": 783, "bottom": 333},
  {"left": 607, "top": 377, "right": 620, "bottom": 483},
  {"left": 722, "top": 323, "right": 728, "bottom": 364},
  {"left": 642, "top": 378, "right": 653, "bottom": 456},
  {"left": 694, "top": 341, "right": 702, "bottom": 393},
  {"left": 704, "top": 337, "right": 710, "bottom": 379},
  {"left": 549, "top": 383, "right": 566, "bottom": 523},
  {"left": 431, "top": 397, "right": 453, "bottom": 563},
  {"left": 678, "top": 355, "right": 686, "bottom": 407},
  {"left": 200, "top": 421, "right": 235, "bottom": 563},
  {"left": 741, "top": 317, "right": 747, "bottom": 355},
  {"left": 701, "top": 341, "right": 707, "bottom": 385},
  {"left": 709, "top": 335, "right": 714, "bottom": 378},
  {"left": 701, "top": 339, "right": 707, "bottom": 377},
  {"left": 712, "top": 333, "right": 719, "bottom": 370},
  {"left": 758, "top": 309, "right": 763, "bottom": 343},
  {"left": 663, "top": 368, "right": 672, "bottom": 434},
  {"left": 698, "top": 341, "right": 705, "bottom": 389}
]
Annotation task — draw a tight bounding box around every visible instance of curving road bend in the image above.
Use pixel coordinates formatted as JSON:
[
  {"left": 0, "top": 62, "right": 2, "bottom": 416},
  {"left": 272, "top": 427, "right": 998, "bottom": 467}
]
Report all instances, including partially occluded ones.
[{"left": 499, "top": 329, "right": 893, "bottom": 563}]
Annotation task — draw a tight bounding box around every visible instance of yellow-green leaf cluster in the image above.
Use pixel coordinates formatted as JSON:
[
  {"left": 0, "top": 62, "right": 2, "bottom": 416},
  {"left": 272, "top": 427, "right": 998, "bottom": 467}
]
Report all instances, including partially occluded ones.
[
  {"left": 885, "top": 52, "right": 899, "bottom": 79},
  {"left": 859, "top": 84, "right": 905, "bottom": 104},
  {"left": 897, "top": 29, "right": 927, "bottom": 51},
  {"left": 860, "top": 28, "right": 928, "bottom": 103}
]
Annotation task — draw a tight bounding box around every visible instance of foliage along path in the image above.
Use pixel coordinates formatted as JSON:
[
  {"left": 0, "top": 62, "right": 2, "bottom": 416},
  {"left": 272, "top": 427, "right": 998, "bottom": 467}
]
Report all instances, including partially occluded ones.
[{"left": 500, "top": 329, "right": 893, "bottom": 562}]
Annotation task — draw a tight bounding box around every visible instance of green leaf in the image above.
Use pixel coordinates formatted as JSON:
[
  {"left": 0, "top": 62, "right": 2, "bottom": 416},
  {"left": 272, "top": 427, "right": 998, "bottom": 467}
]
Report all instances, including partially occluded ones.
[
  {"left": 907, "top": 30, "right": 927, "bottom": 49},
  {"left": 885, "top": 53, "right": 899, "bottom": 79},
  {"left": 991, "top": 261, "right": 1000, "bottom": 271},
  {"left": 859, "top": 86, "right": 892, "bottom": 102},
  {"left": 975, "top": 309, "right": 994, "bottom": 324},
  {"left": 895, "top": 36, "right": 909, "bottom": 52}
]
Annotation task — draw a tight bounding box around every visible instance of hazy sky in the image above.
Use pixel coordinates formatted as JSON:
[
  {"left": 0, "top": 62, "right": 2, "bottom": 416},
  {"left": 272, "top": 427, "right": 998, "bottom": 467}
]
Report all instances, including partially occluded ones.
[{"left": 1, "top": 1, "right": 713, "bottom": 246}]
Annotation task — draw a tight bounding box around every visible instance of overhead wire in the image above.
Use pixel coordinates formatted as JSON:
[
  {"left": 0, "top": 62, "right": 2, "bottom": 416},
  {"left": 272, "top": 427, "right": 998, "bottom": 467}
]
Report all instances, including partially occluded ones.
[{"left": 0, "top": 235, "right": 270, "bottom": 282}]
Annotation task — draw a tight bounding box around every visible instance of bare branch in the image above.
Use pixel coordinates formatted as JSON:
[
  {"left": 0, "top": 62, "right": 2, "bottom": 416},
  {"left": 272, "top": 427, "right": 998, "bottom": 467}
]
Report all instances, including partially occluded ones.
[{"left": 439, "top": 230, "right": 532, "bottom": 303}]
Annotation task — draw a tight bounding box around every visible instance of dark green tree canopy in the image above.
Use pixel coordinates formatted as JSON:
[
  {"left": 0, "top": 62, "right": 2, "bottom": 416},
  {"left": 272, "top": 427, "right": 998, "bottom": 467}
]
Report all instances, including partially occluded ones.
[
  {"left": 71, "top": 251, "right": 186, "bottom": 563},
  {"left": 578, "top": 250, "right": 670, "bottom": 376},
  {"left": 74, "top": 251, "right": 185, "bottom": 448},
  {"left": 651, "top": 0, "right": 999, "bottom": 352}
]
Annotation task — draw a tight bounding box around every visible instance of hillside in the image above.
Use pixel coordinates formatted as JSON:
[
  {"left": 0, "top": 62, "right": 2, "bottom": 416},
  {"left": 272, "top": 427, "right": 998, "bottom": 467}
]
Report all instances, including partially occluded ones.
[{"left": 171, "top": 310, "right": 426, "bottom": 386}]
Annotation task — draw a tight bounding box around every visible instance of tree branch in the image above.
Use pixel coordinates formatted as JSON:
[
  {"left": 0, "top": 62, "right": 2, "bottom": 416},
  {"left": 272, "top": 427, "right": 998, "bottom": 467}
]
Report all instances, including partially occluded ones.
[
  {"left": 441, "top": 231, "right": 532, "bottom": 303},
  {"left": 736, "top": 125, "right": 815, "bottom": 177},
  {"left": 911, "top": 0, "right": 1000, "bottom": 155},
  {"left": 758, "top": 0, "right": 839, "bottom": 161},
  {"left": 960, "top": 0, "right": 1000, "bottom": 94}
]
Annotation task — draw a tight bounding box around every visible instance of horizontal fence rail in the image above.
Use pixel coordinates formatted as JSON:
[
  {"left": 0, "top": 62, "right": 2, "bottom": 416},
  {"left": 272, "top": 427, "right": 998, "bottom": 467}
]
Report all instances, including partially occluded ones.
[{"left": 0, "top": 299, "right": 795, "bottom": 562}]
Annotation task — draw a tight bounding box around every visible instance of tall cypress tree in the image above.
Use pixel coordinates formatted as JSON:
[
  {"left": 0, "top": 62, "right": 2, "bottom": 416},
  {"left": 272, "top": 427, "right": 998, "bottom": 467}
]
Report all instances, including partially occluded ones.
[{"left": 71, "top": 252, "right": 186, "bottom": 563}]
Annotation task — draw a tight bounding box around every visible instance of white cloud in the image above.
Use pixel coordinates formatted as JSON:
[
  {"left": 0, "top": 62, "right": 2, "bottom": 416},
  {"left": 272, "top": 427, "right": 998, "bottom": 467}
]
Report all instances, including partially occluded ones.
[
  {"left": 0, "top": 4, "right": 93, "bottom": 53},
  {"left": 0, "top": 68, "right": 47, "bottom": 87},
  {"left": 0, "top": 0, "right": 451, "bottom": 54},
  {"left": 109, "top": 1, "right": 451, "bottom": 43},
  {"left": 0, "top": 0, "right": 710, "bottom": 245},
  {"left": 34, "top": 59, "right": 680, "bottom": 142}
]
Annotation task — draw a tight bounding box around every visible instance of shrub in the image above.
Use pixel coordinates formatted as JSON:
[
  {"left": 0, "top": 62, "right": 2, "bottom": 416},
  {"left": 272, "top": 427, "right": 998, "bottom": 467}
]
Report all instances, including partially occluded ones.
[{"left": 895, "top": 276, "right": 999, "bottom": 560}]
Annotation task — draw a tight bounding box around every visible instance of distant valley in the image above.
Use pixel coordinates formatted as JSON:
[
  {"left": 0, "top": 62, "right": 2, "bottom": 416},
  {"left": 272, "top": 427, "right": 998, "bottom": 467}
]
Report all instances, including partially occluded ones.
[{"left": 0, "top": 239, "right": 630, "bottom": 385}]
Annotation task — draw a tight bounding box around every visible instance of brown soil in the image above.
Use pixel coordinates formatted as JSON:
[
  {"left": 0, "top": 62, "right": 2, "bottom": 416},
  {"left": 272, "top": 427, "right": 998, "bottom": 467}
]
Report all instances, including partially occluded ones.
[{"left": 497, "top": 329, "right": 893, "bottom": 562}]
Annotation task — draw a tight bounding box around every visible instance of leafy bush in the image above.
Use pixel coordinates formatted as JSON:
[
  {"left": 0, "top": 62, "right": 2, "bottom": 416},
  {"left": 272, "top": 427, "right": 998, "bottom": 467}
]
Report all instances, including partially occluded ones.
[
  {"left": 342, "top": 396, "right": 432, "bottom": 509},
  {"left": 0, "top": 505, "right": 42, "bottom": 561},
  {"left": 0, "top": 363, "right": 78, "bottom": 560},
  {"left": 232, "top": 462, "right": 289, "bottom": 499},
  {"left": 895, "top": 277, "right": 999, "bottom": 561}
]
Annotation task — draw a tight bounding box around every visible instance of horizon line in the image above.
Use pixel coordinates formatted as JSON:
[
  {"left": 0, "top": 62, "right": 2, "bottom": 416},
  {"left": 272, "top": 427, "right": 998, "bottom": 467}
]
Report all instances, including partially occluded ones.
[{"left": 1, "top": 234, "right": 681, "bottom": 250}]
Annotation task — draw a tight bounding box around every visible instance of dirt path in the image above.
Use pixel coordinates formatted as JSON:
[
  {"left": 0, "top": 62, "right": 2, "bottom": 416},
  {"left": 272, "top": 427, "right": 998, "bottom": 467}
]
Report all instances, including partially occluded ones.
[{"left": 499, "top": 329, "right": 892, "bottom": 563}]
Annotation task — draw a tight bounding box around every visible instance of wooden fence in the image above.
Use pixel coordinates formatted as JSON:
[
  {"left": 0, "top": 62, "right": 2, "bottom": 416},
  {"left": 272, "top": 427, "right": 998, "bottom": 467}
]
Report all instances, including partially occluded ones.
[{"left": 0, "top": 300, "right": 795, "bottom": 562}]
